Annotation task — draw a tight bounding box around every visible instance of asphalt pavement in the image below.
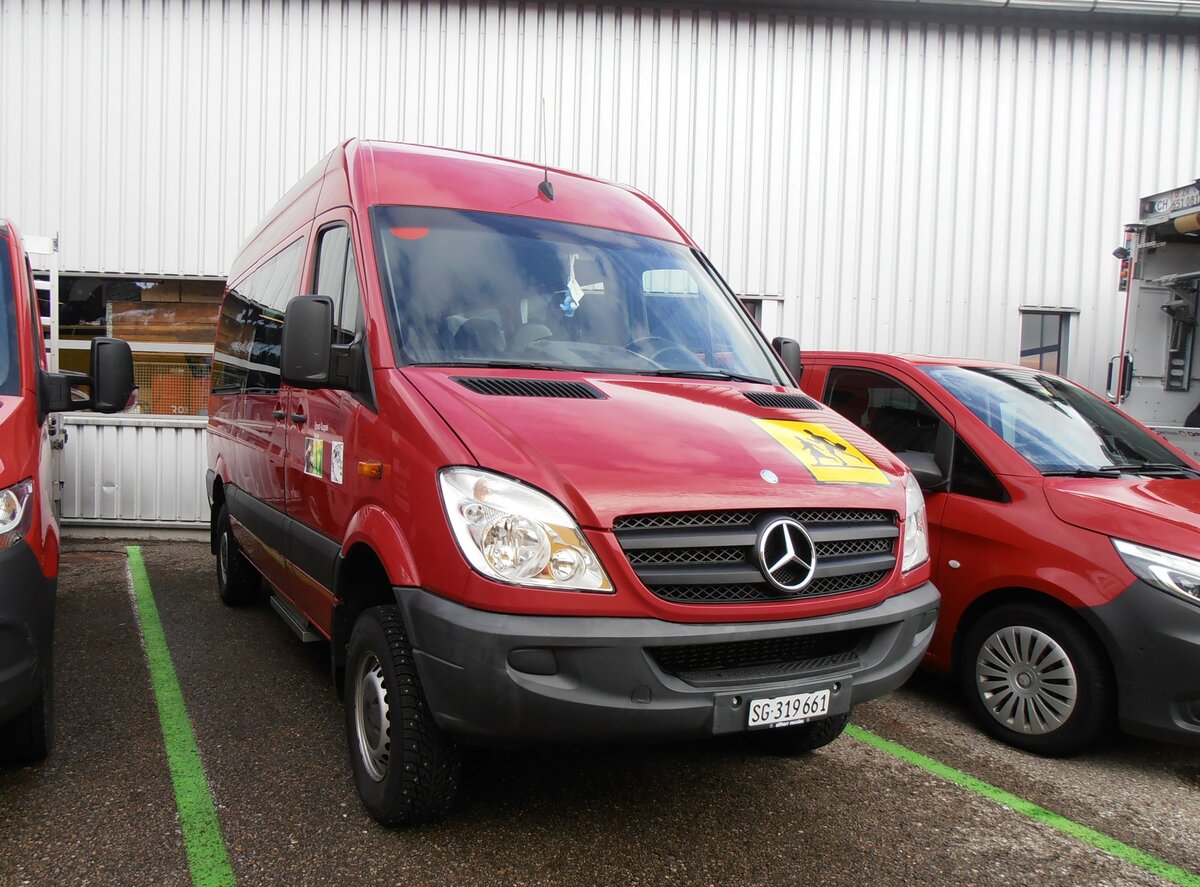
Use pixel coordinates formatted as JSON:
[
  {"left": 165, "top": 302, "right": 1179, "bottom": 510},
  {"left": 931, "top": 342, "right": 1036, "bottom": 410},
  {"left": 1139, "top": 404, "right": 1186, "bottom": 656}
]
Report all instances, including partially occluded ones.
[{"left": 1, "top": 540, "right": 1198, "bottom": 887}]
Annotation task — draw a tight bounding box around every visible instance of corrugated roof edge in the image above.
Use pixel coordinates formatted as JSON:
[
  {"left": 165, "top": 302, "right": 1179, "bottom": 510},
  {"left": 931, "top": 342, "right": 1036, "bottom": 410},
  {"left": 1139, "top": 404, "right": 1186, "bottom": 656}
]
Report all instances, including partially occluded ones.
[{"left": 646, "top": 0, "right": 1200, "bottom": 33}]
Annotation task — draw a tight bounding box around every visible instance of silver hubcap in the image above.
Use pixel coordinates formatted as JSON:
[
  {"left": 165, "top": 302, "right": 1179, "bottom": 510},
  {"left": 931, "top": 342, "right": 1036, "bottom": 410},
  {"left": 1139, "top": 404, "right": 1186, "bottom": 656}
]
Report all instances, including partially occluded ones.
[
  {"left": 354, "top": 654, "right": 390, "bottom": 782},
  {"left": 975, "top": 625, "right": 1078, "bottom": 735},
  {"left": 218, "top": 532, "right": 229, "bottom": 585}
]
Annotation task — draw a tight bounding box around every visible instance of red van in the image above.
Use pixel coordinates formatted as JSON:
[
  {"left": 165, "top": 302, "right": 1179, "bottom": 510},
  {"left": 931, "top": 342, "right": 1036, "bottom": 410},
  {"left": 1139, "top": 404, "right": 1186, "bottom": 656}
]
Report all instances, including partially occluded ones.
[
  {"left": 799, "top": 353, "right": 1200, "bottom": 755},
  {"left": 0, "top": 220, "right": 134, "bottom": 763},
  {"left": 206, "top": 140, "right": 940, "bottom": 824}
]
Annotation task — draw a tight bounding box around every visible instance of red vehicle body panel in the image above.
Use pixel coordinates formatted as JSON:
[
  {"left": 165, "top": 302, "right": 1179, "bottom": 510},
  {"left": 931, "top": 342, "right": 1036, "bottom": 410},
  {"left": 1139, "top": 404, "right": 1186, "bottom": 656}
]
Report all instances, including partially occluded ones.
[
  {"left": 798, "top": 351, "right": 1200, "bottom": 674},
  {"left": 0, "top": 222, "right": 56, "bottom": 580}
]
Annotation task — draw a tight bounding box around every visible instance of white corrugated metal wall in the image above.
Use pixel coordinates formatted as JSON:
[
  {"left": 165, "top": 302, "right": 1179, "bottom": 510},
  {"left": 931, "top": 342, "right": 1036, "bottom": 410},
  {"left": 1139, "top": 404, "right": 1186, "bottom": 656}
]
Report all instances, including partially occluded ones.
[{"left": 1, "top": 0, "right": 1199, "bottom": 394}]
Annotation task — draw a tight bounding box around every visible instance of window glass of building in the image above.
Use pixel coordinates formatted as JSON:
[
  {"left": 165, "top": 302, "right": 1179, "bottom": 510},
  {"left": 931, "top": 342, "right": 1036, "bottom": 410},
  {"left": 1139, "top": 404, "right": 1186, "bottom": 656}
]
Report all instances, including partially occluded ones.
[{"left": 1020, "top": 311, "right": 1070, "bottom": 374}]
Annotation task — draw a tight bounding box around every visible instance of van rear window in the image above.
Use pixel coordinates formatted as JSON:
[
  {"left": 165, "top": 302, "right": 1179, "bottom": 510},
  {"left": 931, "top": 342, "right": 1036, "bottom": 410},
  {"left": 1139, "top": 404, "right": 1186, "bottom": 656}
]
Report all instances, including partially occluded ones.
[{"left": 0, "top": 241, "right": 20, "bottom": 397}]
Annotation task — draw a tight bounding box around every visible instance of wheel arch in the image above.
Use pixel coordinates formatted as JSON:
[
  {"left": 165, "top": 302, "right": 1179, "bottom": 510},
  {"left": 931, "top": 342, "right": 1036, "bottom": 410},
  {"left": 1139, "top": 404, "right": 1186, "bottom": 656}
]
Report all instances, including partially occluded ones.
[
  {"left": 950, "top": 587, "right": 1114, "bottom": 680},
  {"left": 330, "top": 541, "right": 396, "bottom": 697}
]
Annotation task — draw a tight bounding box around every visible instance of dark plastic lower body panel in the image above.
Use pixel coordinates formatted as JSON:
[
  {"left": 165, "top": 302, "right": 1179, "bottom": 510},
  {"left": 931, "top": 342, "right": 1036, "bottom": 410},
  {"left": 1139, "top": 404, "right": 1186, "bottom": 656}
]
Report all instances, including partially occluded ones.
[{"left": 395, "top": 582, "right": 939, "bottom": 747}]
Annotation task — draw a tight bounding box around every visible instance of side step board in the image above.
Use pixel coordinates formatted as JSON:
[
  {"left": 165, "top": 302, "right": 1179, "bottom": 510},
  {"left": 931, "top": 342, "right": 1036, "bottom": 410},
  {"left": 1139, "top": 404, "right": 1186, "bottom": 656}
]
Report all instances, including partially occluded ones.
[{"left": 270, "top": 594, "right": 322, "bottom": 643}]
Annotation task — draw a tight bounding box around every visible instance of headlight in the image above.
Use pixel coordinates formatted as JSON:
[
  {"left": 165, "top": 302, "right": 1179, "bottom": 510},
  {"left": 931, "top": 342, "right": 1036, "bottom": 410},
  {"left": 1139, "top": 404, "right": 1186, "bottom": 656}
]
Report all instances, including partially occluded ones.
[
  {"left": 1112, "top": 538, "right": 1200, "bottom": 606},
  {"left": 0, "top": 479, "right": 35, "bottom": 550},
  {"left": 439, "top": 468, "right": 613, "bottom": 592},
  {"left": 901, "top": 473, "right": 929, "bottom": 572}
]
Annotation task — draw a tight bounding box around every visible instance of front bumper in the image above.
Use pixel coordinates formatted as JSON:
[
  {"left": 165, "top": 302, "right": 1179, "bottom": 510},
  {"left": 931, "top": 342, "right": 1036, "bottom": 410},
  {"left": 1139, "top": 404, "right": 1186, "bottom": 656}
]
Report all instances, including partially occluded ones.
[
  {"left": 0, "top": 540, "right": 55, "bottom": 724},
  {"left": 396, "top": 581, "right": 939, "bottom": 746},
  {"left": 1081, "top": 580, "right": 1200, "bottom": 744}
]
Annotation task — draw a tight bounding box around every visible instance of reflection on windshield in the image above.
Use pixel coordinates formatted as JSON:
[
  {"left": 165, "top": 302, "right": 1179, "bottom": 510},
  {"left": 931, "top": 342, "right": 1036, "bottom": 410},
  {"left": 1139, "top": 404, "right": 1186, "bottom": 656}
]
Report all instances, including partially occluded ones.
[
  {"left": 370, "top": 207, "right": 779, "bottom": 383},
  {"left": 923, "top": 365, "right": 1186, "bottom": 473}
]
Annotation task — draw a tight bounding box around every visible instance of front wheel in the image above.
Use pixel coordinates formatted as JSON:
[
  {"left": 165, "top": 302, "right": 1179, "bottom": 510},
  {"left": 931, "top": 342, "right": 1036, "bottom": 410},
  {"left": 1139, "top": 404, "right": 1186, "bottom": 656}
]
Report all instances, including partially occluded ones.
[
  {"left": 345, "top": 606, "right": 461, "bottom": 826},
  {"left": 750, "top": 710, "right": 851, "bottom": 755},
  {"left": 0, "top": 650, "right": 54, "bottom": 765},
  {"left": 958, "top": 603, "right": 1114, "bottom": 756}
]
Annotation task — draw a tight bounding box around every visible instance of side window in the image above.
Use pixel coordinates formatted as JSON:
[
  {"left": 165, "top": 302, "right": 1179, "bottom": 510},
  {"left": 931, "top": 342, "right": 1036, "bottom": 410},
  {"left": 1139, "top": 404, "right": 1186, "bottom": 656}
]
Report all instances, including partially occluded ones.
[
  {"left": 212, "top": 239, "right": 303, "bottom": 395},
  {"left": 824, "top": 367, "right": 1008, "bottom": 503},
  {"left": 313, "top": 224, "right": 363, "bottom": 346},
  {"left": 824, "top": 368, "right": 941, "bottom": 458},
  {"left": 952, "top": 439, "right": 1010, "bottom": 503}
]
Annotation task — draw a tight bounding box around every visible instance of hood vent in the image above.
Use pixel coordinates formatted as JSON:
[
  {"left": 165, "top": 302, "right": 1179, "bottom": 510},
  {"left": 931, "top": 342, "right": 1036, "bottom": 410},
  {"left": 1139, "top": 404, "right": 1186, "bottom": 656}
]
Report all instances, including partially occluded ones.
[
  {"left": 452, "top": 376, "right": 606, "bottom": 399},
  {"left": 743, "top": 391, "right": 820, "bottom": 411}
]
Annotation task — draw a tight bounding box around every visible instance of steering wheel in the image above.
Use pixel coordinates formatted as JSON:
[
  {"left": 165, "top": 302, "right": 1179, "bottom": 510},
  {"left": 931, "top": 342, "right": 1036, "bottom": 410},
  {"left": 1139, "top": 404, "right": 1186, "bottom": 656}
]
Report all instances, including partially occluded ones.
[{"left": 625, "top": 336, "right": 704, "bottom": 368}]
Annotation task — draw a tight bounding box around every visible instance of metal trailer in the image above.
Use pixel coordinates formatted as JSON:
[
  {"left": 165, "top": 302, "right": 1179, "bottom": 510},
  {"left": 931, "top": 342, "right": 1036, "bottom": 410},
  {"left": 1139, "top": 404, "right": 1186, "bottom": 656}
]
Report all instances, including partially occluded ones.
[{"left": 1112, "top": 180, "right": 1200, "bottom": 462}]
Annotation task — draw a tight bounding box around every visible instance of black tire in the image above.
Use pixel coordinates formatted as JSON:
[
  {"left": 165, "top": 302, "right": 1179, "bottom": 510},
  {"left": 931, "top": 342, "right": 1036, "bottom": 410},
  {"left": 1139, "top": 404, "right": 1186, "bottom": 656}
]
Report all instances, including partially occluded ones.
[
  {"left": 215, "top": 502, "right": 259, "bottom": 606},
  {"left": 958, "top": 603, "right": 1114, "bottom": 756},
  {"left": 344, "top": 605, "right": 461, "bottom": 826},
  {"left": 0, "top": 650, "right": 54, "bottom": 765},
  {"left": 751, "top": 710, "right": 851, "bottom": 755}
]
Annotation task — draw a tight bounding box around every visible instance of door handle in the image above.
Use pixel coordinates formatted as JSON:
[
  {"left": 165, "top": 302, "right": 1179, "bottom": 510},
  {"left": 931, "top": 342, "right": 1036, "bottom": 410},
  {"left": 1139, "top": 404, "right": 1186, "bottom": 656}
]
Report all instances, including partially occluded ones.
[{"left": 290, "top": 411, "right": 307, "bottom": 425}]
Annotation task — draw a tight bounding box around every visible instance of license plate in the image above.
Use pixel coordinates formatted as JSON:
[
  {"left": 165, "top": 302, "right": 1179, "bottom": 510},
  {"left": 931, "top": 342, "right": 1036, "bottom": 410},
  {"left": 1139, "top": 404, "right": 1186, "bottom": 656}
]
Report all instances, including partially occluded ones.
[{"left": 747, "top": 688, "right": 831, "bottom": 729}]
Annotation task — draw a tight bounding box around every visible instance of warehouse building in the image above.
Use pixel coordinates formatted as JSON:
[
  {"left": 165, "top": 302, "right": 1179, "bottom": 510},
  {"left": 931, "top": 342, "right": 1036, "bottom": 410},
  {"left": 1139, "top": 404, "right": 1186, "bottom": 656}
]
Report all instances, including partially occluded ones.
[{"left": 0, "top": 0, "right": 1198, "bottom": 529}]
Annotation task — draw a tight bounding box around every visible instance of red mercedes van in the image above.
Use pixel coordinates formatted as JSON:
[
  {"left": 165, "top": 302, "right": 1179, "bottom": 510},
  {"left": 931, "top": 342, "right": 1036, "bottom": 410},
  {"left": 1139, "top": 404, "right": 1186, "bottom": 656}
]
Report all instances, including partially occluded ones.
[
  {"left": 0, "top": 219, "right": 134, "bottom": 763},
  {"left": 206, "top": 140, "right": 940, "bottom": 824}
]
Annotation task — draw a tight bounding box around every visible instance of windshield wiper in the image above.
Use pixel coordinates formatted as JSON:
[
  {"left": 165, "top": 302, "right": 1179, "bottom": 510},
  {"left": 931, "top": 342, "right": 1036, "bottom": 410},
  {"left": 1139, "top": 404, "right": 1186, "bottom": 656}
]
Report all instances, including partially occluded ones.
[
  {"left": 1043, "top": 462, "right": 1198, "bottom": 478},
  {"left": 634, "top": 368, "right": 774, "bottom": 385}
]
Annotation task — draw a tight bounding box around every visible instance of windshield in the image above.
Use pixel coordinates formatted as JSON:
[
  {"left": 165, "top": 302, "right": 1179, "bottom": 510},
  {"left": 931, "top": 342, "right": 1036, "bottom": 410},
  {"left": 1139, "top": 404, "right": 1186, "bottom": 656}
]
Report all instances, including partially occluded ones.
[
  {"left": 924, "top": 365, "right": 1187, "bottom": 474},
  {"left": 371, "top": 207, "right": 781, "bottom": 383},
  {"left": 0, "top": 240, "right": 19, "bottom": 397}
]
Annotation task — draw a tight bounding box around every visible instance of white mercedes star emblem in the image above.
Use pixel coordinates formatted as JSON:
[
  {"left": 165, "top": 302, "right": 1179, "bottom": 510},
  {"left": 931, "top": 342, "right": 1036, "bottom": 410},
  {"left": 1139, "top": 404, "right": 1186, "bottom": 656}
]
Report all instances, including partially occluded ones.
[{"left": 757, "top": 517, "right": 818, "bottom": 592}]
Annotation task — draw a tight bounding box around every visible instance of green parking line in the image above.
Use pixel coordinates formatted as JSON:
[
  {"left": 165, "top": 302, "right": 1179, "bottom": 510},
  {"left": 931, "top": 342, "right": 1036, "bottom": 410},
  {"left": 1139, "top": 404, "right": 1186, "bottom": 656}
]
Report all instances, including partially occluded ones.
[
  {"left": 846, "top": 724, "right": 1200, "bottom": 887},
  {"left": 126, "top": 546, "right": 236, "bottom": 887}
]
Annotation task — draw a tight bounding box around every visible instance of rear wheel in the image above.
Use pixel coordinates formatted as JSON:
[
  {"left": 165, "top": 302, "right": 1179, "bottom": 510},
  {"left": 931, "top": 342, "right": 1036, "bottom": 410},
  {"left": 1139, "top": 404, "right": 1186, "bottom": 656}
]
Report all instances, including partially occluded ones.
[
  {"left": 345, "top": 606, "right": 461, "bottom": 826},
  {"left": 958, "top": 603, "right": 1113, "bottom": 756},
  {"left": 0, "top": 651, "right": 54, "bottom": 765},
  {"left": 215, "top": 502, "right": 259, "bottom": 606},
  {"left": 751, "top": 710, "right": 851, "bottom": 755}
]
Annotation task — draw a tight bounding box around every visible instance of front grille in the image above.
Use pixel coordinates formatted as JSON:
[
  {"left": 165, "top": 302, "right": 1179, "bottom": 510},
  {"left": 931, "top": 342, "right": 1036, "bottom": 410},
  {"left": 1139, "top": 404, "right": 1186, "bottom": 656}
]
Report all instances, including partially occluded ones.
[
  {"left": 614, "top": 508, "right": 897, "bottom": 604},
  {"left": 649, "top": 629, "right": 866, "bottom": 683},
  {"left": 613, "top": 508, "right": 893, "bottom": 532},
  {"left": 452, "top": 376, "right": 605, "bottom": 399}
]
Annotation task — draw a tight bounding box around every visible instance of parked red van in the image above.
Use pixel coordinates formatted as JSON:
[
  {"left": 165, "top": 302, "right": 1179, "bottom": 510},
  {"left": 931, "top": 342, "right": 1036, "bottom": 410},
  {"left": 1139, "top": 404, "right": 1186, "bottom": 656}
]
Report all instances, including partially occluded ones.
[
  {"left": 206, "top": 140, "right": 940, "bottom": 824},
  {"left": 0, "top": 220, "right": 134, "bottom": 763},
  {"left": 799, "top": 352, "right": 1200, "bottom": 755}
]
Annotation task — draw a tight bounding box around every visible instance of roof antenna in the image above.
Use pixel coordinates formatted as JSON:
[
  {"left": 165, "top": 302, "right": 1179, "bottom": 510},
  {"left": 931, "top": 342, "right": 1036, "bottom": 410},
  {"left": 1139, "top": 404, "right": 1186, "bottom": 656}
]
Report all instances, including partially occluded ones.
[{"left": 538, "top": 97, "right": 555, "bottom": 201}]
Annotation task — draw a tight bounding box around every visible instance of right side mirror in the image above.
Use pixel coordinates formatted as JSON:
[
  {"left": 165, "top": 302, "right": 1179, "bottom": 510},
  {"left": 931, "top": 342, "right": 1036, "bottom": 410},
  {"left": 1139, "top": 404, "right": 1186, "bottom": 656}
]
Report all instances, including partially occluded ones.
[
  {"left": 772, "top": 336, "right": 803, "bottom": 384},
  {"left": 89, "top": 337, "right": 136, "bottom": 413},
  {"left": 281, "top": 296, "right": 335, "bottom": 388}
]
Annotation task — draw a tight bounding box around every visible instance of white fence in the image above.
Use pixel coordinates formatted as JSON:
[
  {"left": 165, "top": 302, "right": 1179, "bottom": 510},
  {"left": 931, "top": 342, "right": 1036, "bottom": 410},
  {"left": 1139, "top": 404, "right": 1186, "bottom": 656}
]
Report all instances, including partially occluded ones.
[{"left": 60, "top": 414, "right": 208, "bottom": 529}]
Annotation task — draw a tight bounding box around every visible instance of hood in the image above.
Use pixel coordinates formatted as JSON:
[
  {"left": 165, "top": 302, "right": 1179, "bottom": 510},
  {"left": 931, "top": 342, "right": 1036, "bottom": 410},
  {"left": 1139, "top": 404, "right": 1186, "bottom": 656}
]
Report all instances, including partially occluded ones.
[
  {"left": 404, "top": 368, "right": 911, "bottom": 528},
  {"left": 1043, "top": 476, "right": 1200, "bottom": 560}
]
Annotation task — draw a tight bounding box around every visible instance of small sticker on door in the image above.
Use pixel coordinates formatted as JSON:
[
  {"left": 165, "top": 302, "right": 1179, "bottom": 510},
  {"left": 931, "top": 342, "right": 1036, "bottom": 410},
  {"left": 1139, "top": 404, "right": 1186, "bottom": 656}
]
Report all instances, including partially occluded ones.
[
  {"left": 305, "top": 437, "right": 325, "bottom": 478},
  {"left": 754, "top": 419, "right": 889, "bottom": 485},
  {"left": 331, "top": 441, "right": 344, "bottom": 485}
]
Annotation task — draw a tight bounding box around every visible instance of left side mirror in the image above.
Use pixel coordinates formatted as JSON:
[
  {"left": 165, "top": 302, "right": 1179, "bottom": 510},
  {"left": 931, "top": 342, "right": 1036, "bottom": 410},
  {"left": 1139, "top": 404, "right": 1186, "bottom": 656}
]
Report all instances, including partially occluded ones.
[
  {"left": 897, "top": 451, "right": 947, "bottom": 493},
  {"left": 772, "top": 336, "right": 803, "bottom": 384}
]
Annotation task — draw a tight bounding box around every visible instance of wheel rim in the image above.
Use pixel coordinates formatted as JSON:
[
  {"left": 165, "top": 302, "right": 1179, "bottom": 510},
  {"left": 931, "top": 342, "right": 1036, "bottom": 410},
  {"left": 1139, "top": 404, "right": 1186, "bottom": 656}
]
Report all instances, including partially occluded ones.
[
  {"left": 353, "top": 653, "right": 390, "bottom": 782},
  {"left": 218, "top": 531, "right": 230, "bottom": 586},
  {"left": 975, "top": 625, "right": 1078, "bottom": 735}
]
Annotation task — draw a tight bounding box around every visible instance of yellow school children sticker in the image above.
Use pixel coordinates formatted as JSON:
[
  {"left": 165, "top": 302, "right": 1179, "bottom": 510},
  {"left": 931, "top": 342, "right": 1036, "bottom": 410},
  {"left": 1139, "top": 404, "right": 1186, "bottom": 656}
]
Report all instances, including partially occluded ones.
[{"left": 754, "top": 419, "right": 889, "bottom": 485}]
